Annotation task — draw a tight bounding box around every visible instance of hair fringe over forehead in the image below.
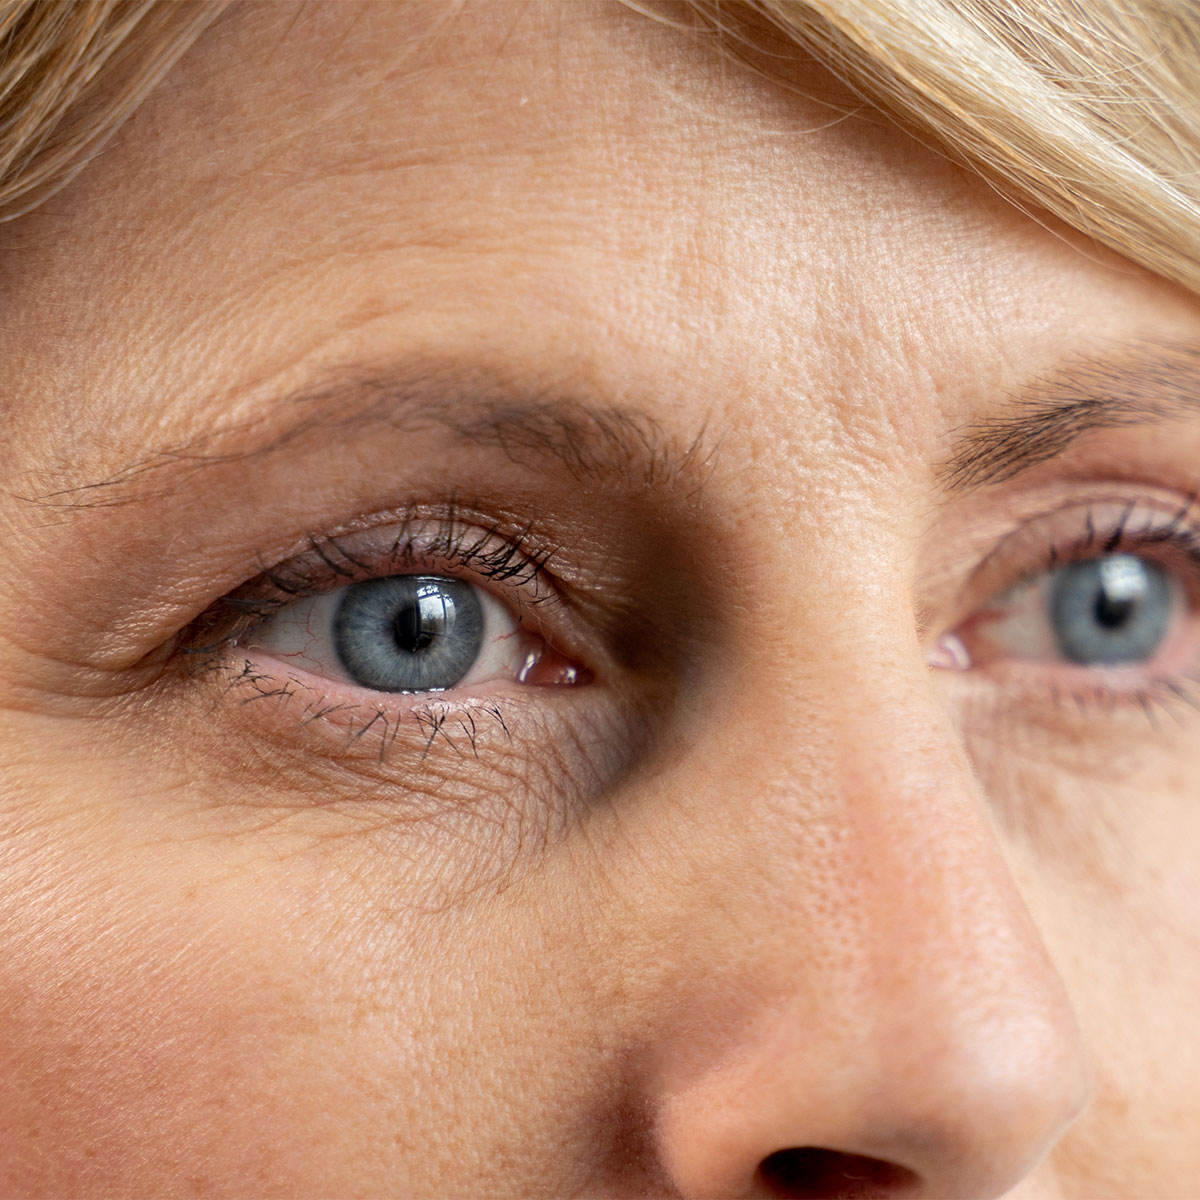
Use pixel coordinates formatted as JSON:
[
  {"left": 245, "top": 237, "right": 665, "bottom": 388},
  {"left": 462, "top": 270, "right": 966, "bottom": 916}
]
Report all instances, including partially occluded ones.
[{"left": 0, "top": 0, "right": 1197, "bottom": 293}]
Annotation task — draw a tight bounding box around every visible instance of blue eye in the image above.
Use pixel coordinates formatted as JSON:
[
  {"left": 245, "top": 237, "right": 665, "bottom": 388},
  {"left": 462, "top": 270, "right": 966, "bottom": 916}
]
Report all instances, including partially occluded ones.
[
  {"left": 947, "top": 546, "right": 1189, "bottom": 675},
  {"left": 332, "top": 576, "right": 484, "bottom": 692},
  {"left": 242, "top": 570, "right": 582, "bottom": 695},
  {"left": 1049, "top": 555, "right": 1171, "bottom": 665}
]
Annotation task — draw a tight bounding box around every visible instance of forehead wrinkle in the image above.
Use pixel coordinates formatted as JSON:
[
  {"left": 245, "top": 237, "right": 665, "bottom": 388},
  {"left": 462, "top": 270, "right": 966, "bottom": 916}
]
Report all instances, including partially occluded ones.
[{"left": 17, "top": 362, "right": 716, "bottom": 511}]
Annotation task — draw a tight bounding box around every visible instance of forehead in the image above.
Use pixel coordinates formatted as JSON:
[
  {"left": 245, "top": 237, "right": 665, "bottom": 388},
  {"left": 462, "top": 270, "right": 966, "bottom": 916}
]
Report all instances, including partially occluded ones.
[{"left": 0, "top": 0, "right": 1179, "bottom": 485}]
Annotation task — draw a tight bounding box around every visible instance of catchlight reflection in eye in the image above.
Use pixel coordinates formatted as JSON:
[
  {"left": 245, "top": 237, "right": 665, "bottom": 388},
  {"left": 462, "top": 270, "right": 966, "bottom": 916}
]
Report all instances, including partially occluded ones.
[
  {"left": 333, "top": 576, "right": 483, "bottom": 691},
  {"left": 1050, "top": 555, "right": 1170, "bottom": 664}
]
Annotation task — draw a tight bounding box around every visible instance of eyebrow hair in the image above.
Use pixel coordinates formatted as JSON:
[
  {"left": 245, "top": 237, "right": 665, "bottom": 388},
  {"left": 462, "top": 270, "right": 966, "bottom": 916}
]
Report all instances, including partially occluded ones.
[
  {"left": 27, "top": 363, "right": 714, "bottom": 509},
  {"left": 28, "top": 341, "right": 1196, "bottom": 511},
  {"left": 942, "top": 338, "right": 1200, "bottom": 493}
]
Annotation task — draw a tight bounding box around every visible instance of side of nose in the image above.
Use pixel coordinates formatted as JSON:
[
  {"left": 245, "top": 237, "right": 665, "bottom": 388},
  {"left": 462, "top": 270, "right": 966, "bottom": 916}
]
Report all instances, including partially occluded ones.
[{"left": 645, "top": 640, "right": 1091, "bottom": 1199}]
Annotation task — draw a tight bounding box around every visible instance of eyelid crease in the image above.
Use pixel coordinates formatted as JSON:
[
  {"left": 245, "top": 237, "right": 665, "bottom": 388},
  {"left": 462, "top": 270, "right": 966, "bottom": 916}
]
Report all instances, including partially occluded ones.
[{"left": 961, "top": 492, "right": 1200, "bottom": 605}]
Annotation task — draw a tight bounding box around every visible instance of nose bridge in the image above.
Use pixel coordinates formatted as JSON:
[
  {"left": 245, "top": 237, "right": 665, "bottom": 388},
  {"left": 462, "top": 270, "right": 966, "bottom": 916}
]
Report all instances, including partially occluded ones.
[
  {"left": 780, "top": 636, "right": 1075, "bottom": 1059},
  {"left": 834, "top": 690, "right": 1083, "bottom": 1141},
  {"left": 648, "top": 625, "right": 1090, "bottom": 1198},
  {"left": 832, "top": 669, "right": 1029, "bottom": 1016}
]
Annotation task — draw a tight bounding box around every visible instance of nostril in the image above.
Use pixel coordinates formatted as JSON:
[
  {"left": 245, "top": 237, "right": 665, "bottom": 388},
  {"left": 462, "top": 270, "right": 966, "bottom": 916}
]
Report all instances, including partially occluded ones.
[{"left": 757, "top": 1148, "right": 919, "bottom": 1198}]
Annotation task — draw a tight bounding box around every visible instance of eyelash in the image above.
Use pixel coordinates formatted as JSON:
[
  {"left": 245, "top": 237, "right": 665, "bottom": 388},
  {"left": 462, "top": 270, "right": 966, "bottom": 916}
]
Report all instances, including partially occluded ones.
[
  {"left": 184, "top": 508, "right": 560, "bottom": 658},
  {"left": 176, "top": 508, "right": 581, "bottom": 755},
  {"left": 1042, "top": 493, "right": 1200, "bottom": 575}
]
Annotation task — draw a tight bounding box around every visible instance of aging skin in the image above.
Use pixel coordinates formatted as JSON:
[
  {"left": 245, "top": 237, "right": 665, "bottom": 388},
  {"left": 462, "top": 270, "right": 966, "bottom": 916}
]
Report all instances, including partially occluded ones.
[{"left": 0, "top": 2, "right": 1197, "bottom": 1197}]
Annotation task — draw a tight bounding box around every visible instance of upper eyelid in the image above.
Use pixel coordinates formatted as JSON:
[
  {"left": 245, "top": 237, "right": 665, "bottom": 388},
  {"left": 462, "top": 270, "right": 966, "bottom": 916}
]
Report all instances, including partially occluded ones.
[
  {"left": 273, "top": 517, "right": 558, "bottom": 599},
  {"left": 962, "top": 495, "right": 1200, "bottom": 605},
  {"left": 183, "top": 514, "right": 571, "bottom": 657}
]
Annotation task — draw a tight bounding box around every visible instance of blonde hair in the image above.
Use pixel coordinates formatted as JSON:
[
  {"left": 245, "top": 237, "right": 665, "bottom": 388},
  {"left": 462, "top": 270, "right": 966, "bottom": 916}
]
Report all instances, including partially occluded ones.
[
  {"left": 0, "top": 0, "right": 1198, "bottom": 294},
  {"left": 0, "top": 0, "right": 224, "bottom": 220},
  {"left": 681, "top": 0, "right": 1200, "bottom": 292}
]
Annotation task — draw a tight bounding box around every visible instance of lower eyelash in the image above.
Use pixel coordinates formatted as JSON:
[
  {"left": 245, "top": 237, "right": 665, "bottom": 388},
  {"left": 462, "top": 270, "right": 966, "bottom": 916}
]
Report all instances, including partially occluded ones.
[
  {"left": 1051, "top": 667, "right": 1200, "bottom": 725},
  {"left": 192, "top": 650, "right": 521, "bottom": 764}
]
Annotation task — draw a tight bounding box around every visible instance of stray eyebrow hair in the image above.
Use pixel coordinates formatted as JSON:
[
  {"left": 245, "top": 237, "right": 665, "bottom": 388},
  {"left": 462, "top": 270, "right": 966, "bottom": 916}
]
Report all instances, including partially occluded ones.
[
  {"left": 943, "top": 339, "right": 1200, "bottom": 493},
  {"left": 27, "top": 364, "right": 713, "bottom": 509}
]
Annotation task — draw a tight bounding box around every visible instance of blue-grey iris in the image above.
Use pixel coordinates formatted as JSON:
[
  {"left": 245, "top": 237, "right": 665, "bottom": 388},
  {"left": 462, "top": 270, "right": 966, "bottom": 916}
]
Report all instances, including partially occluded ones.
[
  {"left": 1049, "top": 554, "right": 1170, "bottom": 665},
  {"left": 332, "top": 575, "right": 484, "bottom": 692}
]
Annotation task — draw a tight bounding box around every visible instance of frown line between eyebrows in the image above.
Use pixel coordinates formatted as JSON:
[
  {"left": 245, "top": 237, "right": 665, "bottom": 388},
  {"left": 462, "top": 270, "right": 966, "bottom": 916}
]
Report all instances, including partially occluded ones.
[
  {"left": 942, "top": 338, "right": 1200, "bottom": 493},
  {"left": 18, "top": 365, "right": 717, "bottom": 511}
]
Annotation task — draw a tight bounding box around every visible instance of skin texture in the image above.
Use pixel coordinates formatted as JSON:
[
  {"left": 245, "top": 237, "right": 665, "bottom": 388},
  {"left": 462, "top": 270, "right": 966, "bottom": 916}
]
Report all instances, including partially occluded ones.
[{"left": 0, "top": 2, "right": 1198, "bottom": 1196}]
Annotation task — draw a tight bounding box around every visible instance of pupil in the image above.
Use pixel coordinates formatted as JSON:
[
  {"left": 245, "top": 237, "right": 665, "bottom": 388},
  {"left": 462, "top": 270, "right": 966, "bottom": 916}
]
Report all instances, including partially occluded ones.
[
  {"left": 392, "top": 587, "right": 447, "bottom": 654},
  {"left": 1093, "top": 590, "right": 1136, "bottom": 630}
]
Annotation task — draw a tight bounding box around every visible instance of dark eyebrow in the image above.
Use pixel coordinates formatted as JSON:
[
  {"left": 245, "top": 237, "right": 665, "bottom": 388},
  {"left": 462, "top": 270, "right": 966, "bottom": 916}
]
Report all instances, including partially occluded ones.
[
  {"left": 942, "top": 339, "right": 1200, "bottom": 494},
  {"left": 26, "top": 363, "right": 713, "bottom": 509}
]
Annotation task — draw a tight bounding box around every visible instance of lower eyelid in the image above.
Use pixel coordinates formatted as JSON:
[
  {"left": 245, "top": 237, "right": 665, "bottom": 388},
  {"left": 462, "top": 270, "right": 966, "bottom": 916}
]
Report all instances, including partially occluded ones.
[
  {"left": 203, "top": 648, "right": 541, "bottom": 754},
  {"left": 178, "top": 647, "right": 643, "bottom": 832},
  {"left": 168, "top": 654, "right": 565, "bottom": 864}
]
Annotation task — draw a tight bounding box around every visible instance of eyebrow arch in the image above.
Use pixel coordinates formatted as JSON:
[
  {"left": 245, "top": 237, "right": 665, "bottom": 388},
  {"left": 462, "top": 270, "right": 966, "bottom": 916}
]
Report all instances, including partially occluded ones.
[
  {"left": 29, "top": 363, "right": 713, "bottom": 509},
  {"left": 942, "top": 338, "right": 1200, "bottom": 494}
]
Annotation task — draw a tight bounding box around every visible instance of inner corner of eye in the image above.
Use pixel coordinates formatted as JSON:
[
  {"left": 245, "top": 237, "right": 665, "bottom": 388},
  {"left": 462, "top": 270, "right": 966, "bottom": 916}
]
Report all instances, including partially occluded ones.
[
  {"left": 518, "top": 646, "right": 591, "bottom": 688},
  {"left": 925, "top": 633, "right": 973, "bottom": 671}
]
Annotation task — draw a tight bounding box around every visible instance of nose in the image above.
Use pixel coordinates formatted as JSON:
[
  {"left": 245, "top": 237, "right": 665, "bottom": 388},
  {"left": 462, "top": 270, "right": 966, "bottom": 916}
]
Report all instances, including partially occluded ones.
[{"left": 645, "top": 637, "right": 1091, "bottom": 1199}]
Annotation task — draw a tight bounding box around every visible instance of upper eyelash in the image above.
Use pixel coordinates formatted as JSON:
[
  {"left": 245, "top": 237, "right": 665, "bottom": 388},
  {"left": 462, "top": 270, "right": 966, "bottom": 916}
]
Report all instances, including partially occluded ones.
[
  {"left": 182, "top": 508, "right": 560, "bottom": 657},
  {"left": 1041, "top": 490, "right": 1200, "bottom": 574}
]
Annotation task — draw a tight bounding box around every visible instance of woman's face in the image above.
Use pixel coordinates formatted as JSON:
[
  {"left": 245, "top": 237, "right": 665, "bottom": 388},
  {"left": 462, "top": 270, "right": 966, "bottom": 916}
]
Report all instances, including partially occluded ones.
[{"left": 1, "top": 2, "right": 1197, "bottom": 1196}]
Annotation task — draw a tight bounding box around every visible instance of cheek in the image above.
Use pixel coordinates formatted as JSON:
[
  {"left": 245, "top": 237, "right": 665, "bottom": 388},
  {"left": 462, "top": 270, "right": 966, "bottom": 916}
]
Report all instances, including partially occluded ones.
[
  {"left": 0, "top": 804, "right": 366, "bottom": 1195},
  {"left": 973, "top": 753, "right": 1200, "bottom": 1187},
  {"left": 0, "top": 770, "right": 634, "bottom": 1198}
]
